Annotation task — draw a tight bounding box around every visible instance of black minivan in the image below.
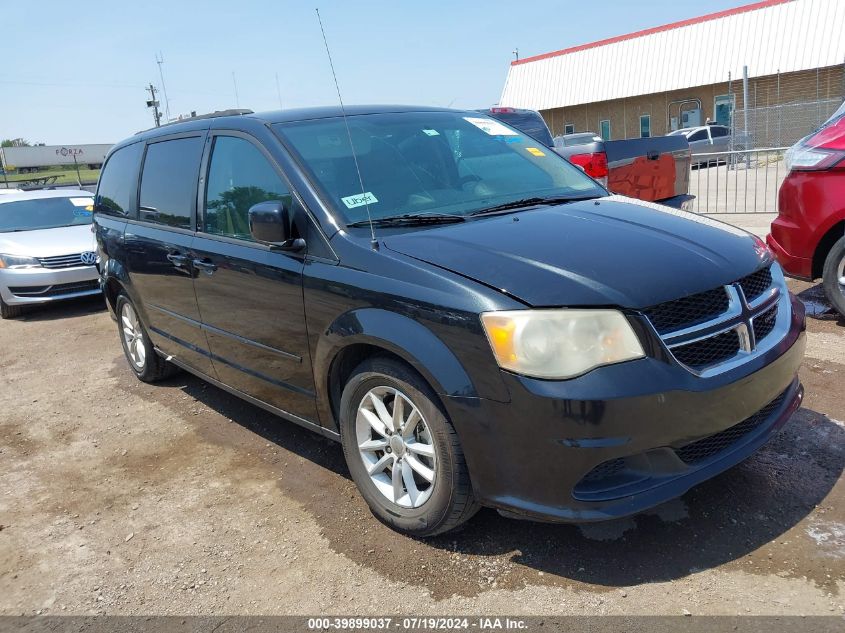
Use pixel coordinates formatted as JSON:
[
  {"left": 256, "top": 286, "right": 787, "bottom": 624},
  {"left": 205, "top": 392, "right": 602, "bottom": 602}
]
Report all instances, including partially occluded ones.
[{"left": 94, "top": 106, "right": 806, "bottom": 536}]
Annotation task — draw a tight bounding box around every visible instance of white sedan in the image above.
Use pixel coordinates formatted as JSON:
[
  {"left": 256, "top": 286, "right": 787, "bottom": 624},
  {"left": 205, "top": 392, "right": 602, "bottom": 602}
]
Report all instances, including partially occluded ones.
[{"left": 0, "top": 189, "right": 101, "bottom": 319}]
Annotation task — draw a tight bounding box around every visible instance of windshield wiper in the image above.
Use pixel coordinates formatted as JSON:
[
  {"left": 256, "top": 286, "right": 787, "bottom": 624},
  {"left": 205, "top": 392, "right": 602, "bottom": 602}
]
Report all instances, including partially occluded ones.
[
  {"left": 470, "top": 195, "right": 602, "bottom": 216},
  {"left": 347, "top": 213, "right": 467, "bottom": 228}
]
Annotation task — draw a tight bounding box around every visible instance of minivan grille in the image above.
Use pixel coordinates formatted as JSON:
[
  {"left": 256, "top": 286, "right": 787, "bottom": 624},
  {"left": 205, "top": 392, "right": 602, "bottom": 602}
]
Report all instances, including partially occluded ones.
[
  {"left": 671, "top": 329, "right": 741, "bottom": 370},
  {"left": 37, "top": 253, "right": 92, "bottom": 269},
  {"left": 642, "top": 286, "right": 729, "bottom": 334},
  {"left": 642, "top": 265, "right": 785, "bottom": 374}
]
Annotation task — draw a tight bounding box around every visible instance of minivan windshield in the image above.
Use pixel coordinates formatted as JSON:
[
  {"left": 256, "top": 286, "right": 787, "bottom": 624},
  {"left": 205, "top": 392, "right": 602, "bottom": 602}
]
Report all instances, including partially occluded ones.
[
  {"left": 0, "top": 196, "right": 94, "bottom": 232},
  {"left": 273, "top": 111, "right": 606, "bottom": 225}
]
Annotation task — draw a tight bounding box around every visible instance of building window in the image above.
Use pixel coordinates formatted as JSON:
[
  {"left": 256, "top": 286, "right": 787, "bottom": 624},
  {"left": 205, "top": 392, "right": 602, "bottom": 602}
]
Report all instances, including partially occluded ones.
[
  {"left": 639, "top": 115, "right": 651, "bottom": 138},
  {"left": 600, "top": 120, "right": 611, "bottom": 141},
  {"left": 714, "top": 94, "right": 735, "bottom": 127},
  {"left": 564, "top": 123, "right": 575, "bottom": 135}
]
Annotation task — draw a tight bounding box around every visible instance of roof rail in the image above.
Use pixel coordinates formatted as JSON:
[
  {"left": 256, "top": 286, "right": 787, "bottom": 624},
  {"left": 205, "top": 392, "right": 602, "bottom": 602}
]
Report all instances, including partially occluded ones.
[{"left": 136, "top": 109, "right": 254, "bottom": 134}]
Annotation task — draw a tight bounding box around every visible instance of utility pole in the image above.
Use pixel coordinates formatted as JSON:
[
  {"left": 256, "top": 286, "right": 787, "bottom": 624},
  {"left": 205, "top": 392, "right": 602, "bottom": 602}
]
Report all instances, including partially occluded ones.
[
  {"left": 145, "top": 84, "right": 161, "bottom": 127},
  {"left": 156, "top": 52, "right": 171, "bottom": 122}
]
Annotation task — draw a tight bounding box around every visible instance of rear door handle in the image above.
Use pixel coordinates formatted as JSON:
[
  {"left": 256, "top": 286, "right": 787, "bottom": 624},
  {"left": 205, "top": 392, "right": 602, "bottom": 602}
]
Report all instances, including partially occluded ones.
[
  {"left": 166, "top": 252, "right": 189, "bottom": 266},
  {"left": 192, "top": 258, "right": 218, "bottom": 275}
]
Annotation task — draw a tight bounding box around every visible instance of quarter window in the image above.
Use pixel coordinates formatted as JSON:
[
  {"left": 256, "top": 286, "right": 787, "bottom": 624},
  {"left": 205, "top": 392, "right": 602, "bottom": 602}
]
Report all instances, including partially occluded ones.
[
  {"left": 139, "top": 137, "right": 204, "bottom": 229},
  {"left": 203, "top": 136, "right": 290, "bottom": 241},
  {"left": 96, "top": 143, "right": 142, "bottom": 217}
]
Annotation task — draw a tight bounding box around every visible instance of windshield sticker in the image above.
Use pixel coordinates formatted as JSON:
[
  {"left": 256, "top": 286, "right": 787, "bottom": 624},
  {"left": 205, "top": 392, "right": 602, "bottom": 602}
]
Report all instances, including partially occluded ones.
[
  {"left": 73, "top": 209, "right": 93, "bottom": 217},
  {"left": 463, "top": 117, "right": 518, "bottom": 136},
  {"left": 70, "top": 197, "right": 94, "bottom": 207},
  {"left": 525, "top": 147, "right": 546, "bottom": 157},
  {"left": 341, "top": 192, "right": 378, "bottom": 209},
  {"left": 422, "top": 129, "right": 440, "bottom": 136}
]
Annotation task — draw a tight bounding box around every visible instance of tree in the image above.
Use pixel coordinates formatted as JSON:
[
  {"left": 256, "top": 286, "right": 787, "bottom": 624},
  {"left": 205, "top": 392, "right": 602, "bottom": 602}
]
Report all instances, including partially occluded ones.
[{"left": 1, "top": 138, "right": 32, "bottom": 148}]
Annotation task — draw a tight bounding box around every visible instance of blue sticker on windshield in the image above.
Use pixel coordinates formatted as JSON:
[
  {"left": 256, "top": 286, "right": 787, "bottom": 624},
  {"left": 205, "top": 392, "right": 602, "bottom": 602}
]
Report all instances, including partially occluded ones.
[{"left": 73, "top": 209, "right": 92, "bottom": 217}]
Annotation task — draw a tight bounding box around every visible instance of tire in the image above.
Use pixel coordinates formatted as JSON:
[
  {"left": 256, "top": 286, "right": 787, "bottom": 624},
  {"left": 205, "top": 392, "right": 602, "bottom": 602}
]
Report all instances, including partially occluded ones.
[
  {"left": 115, "top": 292, "right": 178, "bottom": 382},
  {"left": 0, "top": 298, "right": 23, "bottom": 319},
  {"left": 822, "top": 235, "right": 845, "bottom": 318},
  {"left": 339, "top": 356, "right": 479, "bottom": 537}
]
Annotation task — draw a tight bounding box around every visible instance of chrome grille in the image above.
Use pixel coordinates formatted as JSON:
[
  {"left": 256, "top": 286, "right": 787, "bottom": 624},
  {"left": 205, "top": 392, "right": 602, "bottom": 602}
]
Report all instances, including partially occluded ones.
[
  {"left": 739, "top": 267, "right": 773, "bottom": 302},
  {"left": 642, "top": 264, "right": 788, "bottom": 375},
  {"left": 37, "top": 253, "right": 91, "bottom": 269},
  {"left": 671, "top": 329, "right": 741, "bottom": 371},
  {"left": 753, "top": 304, "right": 778, "bottom": 342},
  {"left": 642, "top": 286, "right": 729, "bottom": 334}
]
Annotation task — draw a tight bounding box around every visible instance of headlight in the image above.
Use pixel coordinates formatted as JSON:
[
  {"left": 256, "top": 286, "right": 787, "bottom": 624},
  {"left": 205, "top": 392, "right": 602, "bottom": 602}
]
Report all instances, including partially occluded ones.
[
  {"left": 0, "top": 254, "right": 41, "bottom": 269},
  {"left": 480, "top": 309, "right": 644, "bottom": 379}
]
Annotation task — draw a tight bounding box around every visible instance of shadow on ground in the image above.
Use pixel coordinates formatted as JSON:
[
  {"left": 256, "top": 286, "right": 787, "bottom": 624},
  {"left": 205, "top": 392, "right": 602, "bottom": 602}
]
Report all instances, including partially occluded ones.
[
  {"left": 160, "top": 368, "right": 845, "bottom": 598},
  {"left": 16, "top": 295, "right": 105, "bottom": 322}
]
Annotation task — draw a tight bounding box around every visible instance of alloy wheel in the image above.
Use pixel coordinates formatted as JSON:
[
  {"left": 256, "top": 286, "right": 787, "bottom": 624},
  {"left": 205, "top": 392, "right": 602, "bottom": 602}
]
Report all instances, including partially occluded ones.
[
  {"left": 121, "top": 302, "right": 146, "bottom": 370},
  {"left": 356, "top": 386, "right": 437, "bottom": 508}
]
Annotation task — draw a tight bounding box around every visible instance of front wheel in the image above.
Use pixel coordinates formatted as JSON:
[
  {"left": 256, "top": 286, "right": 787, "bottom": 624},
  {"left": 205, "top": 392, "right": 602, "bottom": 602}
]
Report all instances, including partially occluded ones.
[
  {"left": 339, "top": 357, "right": 479, "bottom": 537},
  {"left": 0, "top": 298, "right": 23, "bottom": 319},
  {"left": 822, "top": 235, "right": 845, "bottom": 318}
]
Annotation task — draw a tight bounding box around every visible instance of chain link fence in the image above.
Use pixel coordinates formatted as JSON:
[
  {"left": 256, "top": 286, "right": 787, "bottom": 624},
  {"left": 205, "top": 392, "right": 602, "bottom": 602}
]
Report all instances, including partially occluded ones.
[{"left": 732, "top": 98, "right": 842, "bottom": 149}]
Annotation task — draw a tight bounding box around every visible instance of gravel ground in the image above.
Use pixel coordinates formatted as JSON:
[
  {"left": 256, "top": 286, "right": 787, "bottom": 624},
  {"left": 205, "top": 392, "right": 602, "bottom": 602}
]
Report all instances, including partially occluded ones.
[{"left": 1, "top": 280, "right": 843, "bottom": 616}]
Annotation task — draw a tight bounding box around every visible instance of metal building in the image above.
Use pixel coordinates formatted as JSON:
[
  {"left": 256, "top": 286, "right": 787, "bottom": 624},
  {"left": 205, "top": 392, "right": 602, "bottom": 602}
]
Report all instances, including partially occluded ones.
[{"left": 500, "top": 0, "right": 845, "bottom": 146}]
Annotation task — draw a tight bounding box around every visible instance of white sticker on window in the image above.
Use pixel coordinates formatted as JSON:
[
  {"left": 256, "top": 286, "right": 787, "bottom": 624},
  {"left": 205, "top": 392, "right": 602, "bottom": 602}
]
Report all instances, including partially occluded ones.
[
  {"left": 341, "top": 192, "right": 378, "bottom": 209},
  {"left": 70, "top": 197, "right": 94, "bottom": 207},
  {"left": 463, "top": 117, "right": 518, "bottom": 136},
  {"left": 422, "top": 129, "right": 440, "bottom": 136}
]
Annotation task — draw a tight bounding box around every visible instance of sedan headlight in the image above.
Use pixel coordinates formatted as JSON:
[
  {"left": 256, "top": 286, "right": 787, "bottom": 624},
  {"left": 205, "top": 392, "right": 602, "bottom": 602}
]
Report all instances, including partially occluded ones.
[
  {"left": 0, "top": 254, "right": 41, "bottom": 269},
  {"left": 480, "top": 309, "right": 645, "bottom": 379}
]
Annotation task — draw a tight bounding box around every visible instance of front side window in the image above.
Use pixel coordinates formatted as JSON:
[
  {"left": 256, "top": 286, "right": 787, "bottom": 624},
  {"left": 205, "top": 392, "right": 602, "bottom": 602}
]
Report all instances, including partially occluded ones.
[
  {"left": 0, "top": 195, "right": 94, "bottom": 232},
  {"left": 273, "top": 111, "right": 605, "bottom": 225},
  {"left": 640, "top": 115, "right": 651, "bottom": 138},
  {"left": 689, "top": 129, "right": 708, "bottom": 142},
  {"left": 139, "top": 137, "right": 204, "bottom": 229},
  {"left": 203, "top": 136, "right": 290, "bottom": 241},
  {"left": 96, "top": 142, "right": 142, "bottom": 217}
]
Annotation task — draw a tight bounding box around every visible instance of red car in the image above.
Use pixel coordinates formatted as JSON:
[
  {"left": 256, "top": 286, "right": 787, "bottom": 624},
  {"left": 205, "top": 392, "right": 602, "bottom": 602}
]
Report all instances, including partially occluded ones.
[{"left": 768, "top": 101, "right": 845, "bottom": 316}]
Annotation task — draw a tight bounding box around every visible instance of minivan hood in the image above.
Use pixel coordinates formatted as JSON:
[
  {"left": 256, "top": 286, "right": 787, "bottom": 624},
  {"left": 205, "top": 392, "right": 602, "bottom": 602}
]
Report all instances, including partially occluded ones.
[
  {"left": 0, "top": 224, "right": 95, "bottom": 258},
  {"left": 384, "top": 196, "right": 769, "bottom": 308}
]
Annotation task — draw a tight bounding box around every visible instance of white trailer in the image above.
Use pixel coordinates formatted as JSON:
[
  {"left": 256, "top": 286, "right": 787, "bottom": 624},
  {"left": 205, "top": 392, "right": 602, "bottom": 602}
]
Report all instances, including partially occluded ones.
[{"left": 0, "top": 144, "right": 113, "bottom": 173}]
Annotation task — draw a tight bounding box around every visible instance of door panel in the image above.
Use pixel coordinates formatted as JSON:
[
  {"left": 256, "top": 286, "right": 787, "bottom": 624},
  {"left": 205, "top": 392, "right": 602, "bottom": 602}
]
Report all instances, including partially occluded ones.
[
  {"left": 191, "top": 238, "right": 316, "bottom": 420},
  {"left": 125, "top": 225, "right": 214, "bottom": 375},
  {"left": 124, "top": 134, "right": 214, "bottom": 375},
  {"left": 192, "top": 133, "right": 317, "bottom": 422}
]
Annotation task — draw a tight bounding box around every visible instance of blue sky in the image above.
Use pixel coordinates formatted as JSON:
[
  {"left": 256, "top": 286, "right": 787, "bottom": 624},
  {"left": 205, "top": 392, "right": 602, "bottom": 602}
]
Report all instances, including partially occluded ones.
[{"left": 2, "top": 0, "right": 750, "bottom": 144}]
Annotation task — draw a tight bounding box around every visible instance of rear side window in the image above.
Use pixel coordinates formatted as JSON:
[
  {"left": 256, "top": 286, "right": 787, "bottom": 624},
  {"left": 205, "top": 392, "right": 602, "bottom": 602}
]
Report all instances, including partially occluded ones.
[
  {"left": 710, "top": 126, "right": 730, "bottom": 138},
  {"left": 139, "top": 137, "right": 204, "bottom": 229},
  {"left": 689, "top": 130, "right": 708, "bottom": 142},
  {"left": 96, "top": 143, "right": 142, "bottom": 217},
  {"left": 203, "top": 136, "right": 291, "bottom": 241}
]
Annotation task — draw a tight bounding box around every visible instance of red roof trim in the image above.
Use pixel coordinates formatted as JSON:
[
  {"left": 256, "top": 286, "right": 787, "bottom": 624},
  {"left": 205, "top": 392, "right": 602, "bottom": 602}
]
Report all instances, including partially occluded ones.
[{"left": 511, "top": 0, "right": 792, "bottom": 66}]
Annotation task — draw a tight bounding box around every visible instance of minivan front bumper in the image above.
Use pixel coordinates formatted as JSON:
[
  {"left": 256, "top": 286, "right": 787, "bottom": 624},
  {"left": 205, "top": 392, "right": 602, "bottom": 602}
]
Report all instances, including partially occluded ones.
[{"left": 445, "top": 296, "right": 806, "bottom": 523}]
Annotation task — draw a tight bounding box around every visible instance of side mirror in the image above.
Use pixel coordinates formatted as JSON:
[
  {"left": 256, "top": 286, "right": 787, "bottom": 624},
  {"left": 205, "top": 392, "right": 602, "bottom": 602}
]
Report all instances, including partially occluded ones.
[{"left": 248, "top": 201, "right": 305, "bottom": 251}]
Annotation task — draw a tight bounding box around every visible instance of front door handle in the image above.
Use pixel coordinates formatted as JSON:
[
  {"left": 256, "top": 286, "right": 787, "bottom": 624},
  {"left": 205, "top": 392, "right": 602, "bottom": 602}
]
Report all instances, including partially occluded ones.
[
  {"left": 166, "top": 252, "right": 189, "bottom": 267},
  {"left": 192, "top": 258, "right": 218, "bottom": 275}
]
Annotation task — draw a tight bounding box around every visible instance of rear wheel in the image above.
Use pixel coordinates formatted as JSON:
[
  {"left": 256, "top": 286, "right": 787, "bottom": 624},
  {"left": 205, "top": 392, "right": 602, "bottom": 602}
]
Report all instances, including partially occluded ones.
[
  {"left": 339, "top": 357, "right": 479, "bottom": 536},
  {"left": 116, "top": 293, "right": 178, "bottom": 382},
  {"left": 822, "top": 236, "right": 845, "bottom": 318},
  {"left": 0, "top": 298, "right": 23, "bottom": 319}
]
